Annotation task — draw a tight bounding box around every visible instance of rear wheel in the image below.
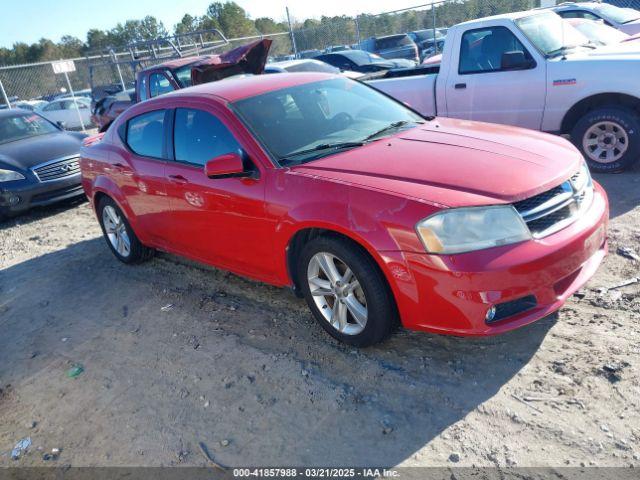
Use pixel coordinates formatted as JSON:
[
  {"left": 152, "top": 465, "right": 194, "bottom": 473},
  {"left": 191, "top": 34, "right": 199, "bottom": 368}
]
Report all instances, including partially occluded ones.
[
  {"left": 97, "top": 196, "right": 154, "bottom": 264},
  {"left": 298, "top": 235, "right": 395, "bottom": 347},
  {"left": 571, "top": 107, "right": 640, "bottom": 172}
]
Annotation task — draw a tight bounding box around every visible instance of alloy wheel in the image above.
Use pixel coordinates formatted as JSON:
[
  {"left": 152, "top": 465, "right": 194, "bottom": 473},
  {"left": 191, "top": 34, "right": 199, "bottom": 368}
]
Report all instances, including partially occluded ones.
[
  {"left": 307, "top": 252, "right": 368, "bottom": 335},
  {"left": 102, "top": 205, "right": 131, "bottom": 258}
]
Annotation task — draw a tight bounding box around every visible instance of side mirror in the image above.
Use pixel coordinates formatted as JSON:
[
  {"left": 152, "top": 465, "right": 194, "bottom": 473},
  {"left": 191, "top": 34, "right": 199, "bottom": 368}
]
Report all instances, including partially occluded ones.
[
  {"left": 204, "top": 152, "right": 246, "bottom": 178},
  {"left": 56, "top": 121, "right": 66, "bottom": 129},
  {"left": 501, "top": 51, "right": 535, "bottom": 71}
]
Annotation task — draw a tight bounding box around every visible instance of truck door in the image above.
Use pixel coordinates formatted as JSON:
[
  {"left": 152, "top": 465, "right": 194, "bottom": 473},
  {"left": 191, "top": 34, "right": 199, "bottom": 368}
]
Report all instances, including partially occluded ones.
[{"left": 444, "top": 25, "right": 546, "bottom": 130}]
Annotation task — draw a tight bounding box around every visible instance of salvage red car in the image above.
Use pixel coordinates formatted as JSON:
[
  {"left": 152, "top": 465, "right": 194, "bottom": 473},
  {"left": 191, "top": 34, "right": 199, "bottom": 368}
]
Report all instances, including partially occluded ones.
[{"left": 80, "top": 73, "right": 608, "bottom": 346}]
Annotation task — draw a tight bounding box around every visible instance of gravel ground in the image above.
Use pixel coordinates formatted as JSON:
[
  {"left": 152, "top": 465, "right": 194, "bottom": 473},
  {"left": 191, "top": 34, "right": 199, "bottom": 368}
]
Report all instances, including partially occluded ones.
[{"left": 0, "top": 172, "right": 639, "bottom": 468}]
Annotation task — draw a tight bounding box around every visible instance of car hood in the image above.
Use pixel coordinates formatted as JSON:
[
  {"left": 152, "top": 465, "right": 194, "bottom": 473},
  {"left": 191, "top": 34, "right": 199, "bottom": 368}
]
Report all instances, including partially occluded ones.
[
  {"left": 291, "top": 118, "right": 582, "bottom": 208},
  {"left": 0, "top": 132, "right": 84, "bottom": 171},
  {"left": 191, "top": 39, "right": 272, "bottom": 84}
]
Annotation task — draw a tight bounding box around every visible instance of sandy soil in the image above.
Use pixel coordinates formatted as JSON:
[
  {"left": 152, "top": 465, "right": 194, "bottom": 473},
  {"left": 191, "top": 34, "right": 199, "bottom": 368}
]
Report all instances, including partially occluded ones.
[{"left": 0, "top": 172, "right": 639, "bottom": 468}]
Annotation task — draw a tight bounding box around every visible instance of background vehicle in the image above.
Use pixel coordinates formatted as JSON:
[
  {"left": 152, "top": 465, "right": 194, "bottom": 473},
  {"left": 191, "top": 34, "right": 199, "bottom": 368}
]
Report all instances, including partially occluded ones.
[
  {"left": 264, "top": 59, "right": 364, "bottom": 79},
  {"left": 360, "top": 34, "right": 419, "bottom": 62},
  {"left": 369, "top": 10, "right": 640, "bottom": 172},
  {"left": 314, "top": 50, "right": 415, "bottom": 73},
  {"left": 0, "top": 109, "right": 85, "bottom": 219},
  {"left": 37, "top": 97, "right": 93, "bottom": 129},
  {"left": 324, "top": 45, "right": 351, "bottom": 53},
  {"left": 81, "top": 73, "right": 607, "bottom": 347},
  {"left": 13, "top": 100, "right": 48, "bottom": 111},
  {"left": 566, "top": 17, "right": 640, "bottom": 46},
  {"left": 408, "top": 29, "right": 447, "bottom": 59},
  {"left": 297, "top": 49, "right": 322, "bottom": 59},
  {"left": 551, "top": 1, "right": 640, "bottom": 34},
  {"left": 91, "top": 39, "right": 271, "bottom": 131},
  {"left": 55, "top": 89, "right": 93, "bottom": 101}
]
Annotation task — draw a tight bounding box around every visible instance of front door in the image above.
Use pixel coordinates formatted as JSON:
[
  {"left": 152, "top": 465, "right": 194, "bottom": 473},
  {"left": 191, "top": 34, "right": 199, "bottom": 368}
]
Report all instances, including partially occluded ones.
[
  {"left": 445, "top": 25, "right": 546, "bottom": 130},
  {"left": 163, "top": 104, "right": 274, "bottom": 279}
]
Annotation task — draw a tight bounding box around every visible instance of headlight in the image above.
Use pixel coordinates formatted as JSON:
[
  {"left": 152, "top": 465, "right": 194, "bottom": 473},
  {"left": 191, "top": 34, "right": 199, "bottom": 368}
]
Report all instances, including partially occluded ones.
[
  {"left": 0, "top": 168, "right": 26, "bottom": 182},
  {"left": 571, "top": 161, "right": 592, "bottom": 192},
  {"left": 416, "top": 205, "right": 531, "bottom": 254}
]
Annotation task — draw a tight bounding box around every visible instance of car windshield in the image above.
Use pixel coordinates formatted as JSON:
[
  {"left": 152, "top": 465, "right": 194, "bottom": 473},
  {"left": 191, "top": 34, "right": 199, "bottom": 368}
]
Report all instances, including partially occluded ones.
[
  {"left": 0, "top": 113, "right": 58, "bottom": 144},
  {"left": 595, "top": 4, "right": 640, "bottom": 24},
  {"left": 571, "top": 19, "right": 629, "bottom": 45},
  {"left": 516, "top": 12, "right": 590, "bottom": 56},
  {"left": 232, "top": 78, "right": 423, "bottom": 165}
]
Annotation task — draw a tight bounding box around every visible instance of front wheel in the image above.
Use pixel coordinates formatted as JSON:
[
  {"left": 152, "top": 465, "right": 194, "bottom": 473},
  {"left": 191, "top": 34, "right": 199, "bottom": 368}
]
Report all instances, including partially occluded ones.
[
  {"left": 298, "top": 236, "right": 396, "bottom": 347},
  {"left": 571, "top": 107, "right": 640, "bottom": 173}
]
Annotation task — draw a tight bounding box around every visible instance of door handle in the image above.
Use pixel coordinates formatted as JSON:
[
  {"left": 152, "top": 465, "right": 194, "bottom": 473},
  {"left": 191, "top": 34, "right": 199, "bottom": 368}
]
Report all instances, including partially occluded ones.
[
  {"left": 168, "top": 174, "right": 188, "bottom": 185},
  {"left": 454, "top": 83, "right": 467, "bottom": 89}
]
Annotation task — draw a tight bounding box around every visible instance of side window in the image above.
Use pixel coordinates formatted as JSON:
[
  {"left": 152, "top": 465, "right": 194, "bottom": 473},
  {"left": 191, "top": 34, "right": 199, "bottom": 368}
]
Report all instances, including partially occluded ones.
[
  {"left": 459, "top": 26, "right": 533, "bottom": 74},
  {"left": 42, "top": 102, "right": 58, "bottom": 112},
  {"left": 139, "top": 75, "right": 148, "bottom": 101},
  {"left": 149, "top": 73, "right": 174, "bottom": 98},
  {"left": 126, "top": 110, "right": 166, "bottom": 158},
  {"left": 173, "top": 108, "right": 241, "bottom": 166}
]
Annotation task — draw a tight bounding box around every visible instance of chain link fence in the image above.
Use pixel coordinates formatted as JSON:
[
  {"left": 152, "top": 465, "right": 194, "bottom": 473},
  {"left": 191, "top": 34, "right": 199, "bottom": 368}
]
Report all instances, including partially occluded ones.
[{"left": 0, "top": 0, "right": 585, "bottom": 109}]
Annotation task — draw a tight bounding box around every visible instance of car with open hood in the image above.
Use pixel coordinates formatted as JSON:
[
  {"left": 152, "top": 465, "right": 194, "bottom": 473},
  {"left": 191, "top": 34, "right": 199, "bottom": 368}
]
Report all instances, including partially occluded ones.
[
  {"left": 92, "top": 39, "right": 271, "bottom": 131},
  {"left": 80, "top": 73, "right": 608, "bottom": 347}
]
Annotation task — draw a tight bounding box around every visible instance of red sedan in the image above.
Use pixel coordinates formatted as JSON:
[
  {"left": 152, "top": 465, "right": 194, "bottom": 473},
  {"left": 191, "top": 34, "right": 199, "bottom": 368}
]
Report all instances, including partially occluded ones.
[{"left": 80, "top": 73, "right": 608, "bottom": 346}]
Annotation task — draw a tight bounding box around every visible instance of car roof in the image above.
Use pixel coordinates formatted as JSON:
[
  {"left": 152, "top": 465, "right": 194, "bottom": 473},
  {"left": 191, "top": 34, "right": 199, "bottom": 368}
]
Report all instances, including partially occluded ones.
[
  {"left": 552, "top": 2, "right": 601, "bottom": 10},
  {"left": 150, "top": 72, "right": 337, "bottom": 103},
  {"left": 0, "top": 108, "right": 35, "bottom": 118},
  {"left": 456, "top": 9, "right": 556, "bottom": 26}
]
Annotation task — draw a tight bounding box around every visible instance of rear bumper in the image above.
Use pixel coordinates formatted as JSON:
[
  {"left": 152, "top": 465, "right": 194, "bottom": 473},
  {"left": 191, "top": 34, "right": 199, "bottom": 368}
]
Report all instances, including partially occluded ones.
[
  {"left": 0, "top": 174, "right": 85, "bottom": 216},
  {"left": 383, "top": 182, "right": 609, "bottom": 336}
]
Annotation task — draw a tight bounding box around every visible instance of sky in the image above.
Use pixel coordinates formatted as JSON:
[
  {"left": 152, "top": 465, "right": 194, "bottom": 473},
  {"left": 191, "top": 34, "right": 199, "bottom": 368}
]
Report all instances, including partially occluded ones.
[{"left": 0, "top": 0, "right": 429, "bottom": 48}]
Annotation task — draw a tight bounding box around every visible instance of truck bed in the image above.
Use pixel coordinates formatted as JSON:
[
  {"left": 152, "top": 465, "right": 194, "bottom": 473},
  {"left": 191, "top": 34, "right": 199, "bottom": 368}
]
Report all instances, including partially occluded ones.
[{"left": 368, "top": 70, "right": 438, "bottom": 118}]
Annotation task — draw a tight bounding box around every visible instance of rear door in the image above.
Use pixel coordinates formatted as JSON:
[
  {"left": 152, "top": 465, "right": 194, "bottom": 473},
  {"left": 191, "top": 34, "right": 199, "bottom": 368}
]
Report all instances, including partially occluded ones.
[
  {"left": 114, "top": 109, "right": 173, "bottom": 246},
  {"left": 444, "top": 25, "right": 546, "bottom": 130},
  {"left": 163, "top": 101, "right": 273, "bottom": 278}
]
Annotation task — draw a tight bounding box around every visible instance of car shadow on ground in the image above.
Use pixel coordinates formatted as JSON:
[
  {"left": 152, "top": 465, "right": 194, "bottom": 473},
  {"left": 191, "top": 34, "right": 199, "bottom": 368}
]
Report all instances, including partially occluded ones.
[{"left": 0, "top": 237, "right": 555, "bottom": 466}]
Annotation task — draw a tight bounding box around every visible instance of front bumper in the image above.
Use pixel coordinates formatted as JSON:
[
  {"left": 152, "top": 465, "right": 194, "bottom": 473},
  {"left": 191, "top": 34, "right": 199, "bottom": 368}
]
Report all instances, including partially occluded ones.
[
  {"left": 0, "top": 173, "right": 85, "bottom": 216},
  {"left": 383, "top": 182, "right": 609, "bottom": 336}
]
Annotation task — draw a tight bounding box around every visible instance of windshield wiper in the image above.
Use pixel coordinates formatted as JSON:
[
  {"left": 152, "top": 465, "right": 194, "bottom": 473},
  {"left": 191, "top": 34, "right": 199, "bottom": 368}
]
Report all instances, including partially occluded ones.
[
  {"left": 281, "top": 141, "right": 366, "bottom": 163},
  {"left": 361, "top": 120, "right": 418, "bottom": 142}
]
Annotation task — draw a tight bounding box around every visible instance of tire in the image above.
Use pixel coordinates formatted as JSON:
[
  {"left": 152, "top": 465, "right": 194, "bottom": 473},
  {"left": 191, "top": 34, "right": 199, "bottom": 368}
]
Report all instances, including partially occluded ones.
[
  {"left": 297, "top": 235, "right": 396, "bottom": 347},
  {"left": 571, "top": 107, "right": 640, "bottom": 173},
  {"left": 97, "top": 196, "right": 154, "bottom": 264}
]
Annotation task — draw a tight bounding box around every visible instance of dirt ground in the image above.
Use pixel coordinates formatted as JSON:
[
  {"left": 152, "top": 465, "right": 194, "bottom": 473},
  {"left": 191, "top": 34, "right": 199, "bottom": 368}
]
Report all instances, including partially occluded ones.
[{"left": 0, "top": 171, "right": 639, "bottom": 468}]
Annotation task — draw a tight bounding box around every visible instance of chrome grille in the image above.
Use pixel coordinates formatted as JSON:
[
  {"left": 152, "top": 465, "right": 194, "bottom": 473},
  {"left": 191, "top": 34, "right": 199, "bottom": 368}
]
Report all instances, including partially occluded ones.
[
  {"left": 32, "top": 156, "right": 80, "bottom": 182},
  {"left": 513, "top": 165, "right": 593, "bottom": 238}
]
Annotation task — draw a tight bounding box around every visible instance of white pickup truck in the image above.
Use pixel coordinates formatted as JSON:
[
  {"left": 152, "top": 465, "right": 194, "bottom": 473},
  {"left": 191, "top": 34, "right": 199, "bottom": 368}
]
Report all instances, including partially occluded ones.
[{"left": 369, "top": 10, "right": 640, "bottom": 172}]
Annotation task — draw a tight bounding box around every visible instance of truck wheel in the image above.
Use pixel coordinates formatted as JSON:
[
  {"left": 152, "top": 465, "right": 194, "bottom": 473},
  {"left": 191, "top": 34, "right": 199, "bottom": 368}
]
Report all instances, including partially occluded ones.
[
  {"left": 97, "top": 196, "right": 154, "bottom": 264},
  {"left": 298, "top": 235, "right": 396, "bottom": 347},
  {"left": 571, "top": 107, "right": 640, "bottom": 173}
]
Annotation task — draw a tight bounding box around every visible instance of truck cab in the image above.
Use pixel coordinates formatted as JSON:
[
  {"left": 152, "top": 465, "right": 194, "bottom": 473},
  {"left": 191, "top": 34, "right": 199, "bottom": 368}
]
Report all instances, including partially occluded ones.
[{"left": 370, "top": 10, "right": 640, "bottom": 172}]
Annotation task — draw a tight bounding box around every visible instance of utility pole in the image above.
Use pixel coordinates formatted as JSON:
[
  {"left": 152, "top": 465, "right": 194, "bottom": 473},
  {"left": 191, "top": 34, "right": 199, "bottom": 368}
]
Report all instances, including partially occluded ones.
[
  {"left": 286, "top": 7, "right": 298, "bottom": 58},
  {"left": 0, "top": 79, "right": 10, "bottom": 109}
]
